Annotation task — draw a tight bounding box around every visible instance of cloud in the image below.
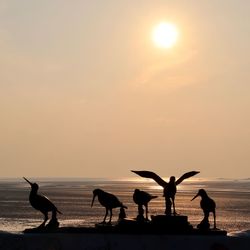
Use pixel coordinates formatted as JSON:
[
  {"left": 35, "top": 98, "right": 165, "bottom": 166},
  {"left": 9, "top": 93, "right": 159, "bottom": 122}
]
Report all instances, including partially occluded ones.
[{"left": 132, "top": 49, "right": 199, "bottom": 90}]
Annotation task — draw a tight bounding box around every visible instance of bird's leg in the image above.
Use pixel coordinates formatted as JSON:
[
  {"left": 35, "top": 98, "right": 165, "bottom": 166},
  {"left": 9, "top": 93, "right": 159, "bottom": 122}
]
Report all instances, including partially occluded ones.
[
  {"left": 165, "top": 197, "right": 172, "bottom": 216},
  {"left": 52, "top": 210, "right": 57, "bottom": 220},
  {"left": 204, "top": 213, "right": 209, "bottom": 222},
  {"left": 136, "top": 205, "right": 144, "bottom": 222},
  {"left": 108, "top": 209, "right": 112, "bottom": 224},
  {"left": 118, "top": 207, "right": 126, "bottom": 220},
  {"left": 198, "top": 212, "right": 210, "bottom": 230},
  {"left": 213, "top": 211, "right": 217, "bottom": 229},
  {"left": 145, "top": 205, "right": 149, "bottom": 220},
  {"left": 46, "top": 210, "right": 59, "bottom": 229},
  {"left": 172, "top": 198, "right": 178, "bottom": 215},
  {"left": 138, "top": 205, "right": 144, "bottom": 216},
  {"left": 38, "top": 212, "right": 48, "bottom": 228},
  {"left": 102, "top": 208, "right": 108, "bottom": 224}
]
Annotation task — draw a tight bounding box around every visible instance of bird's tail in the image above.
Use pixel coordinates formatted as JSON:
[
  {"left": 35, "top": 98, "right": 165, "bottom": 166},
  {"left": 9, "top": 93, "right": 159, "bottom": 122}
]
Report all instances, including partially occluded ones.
[
  {"left": 151, "top": 195, "right": 158, "bottom": 200},
  {"left": 121, "top": 203, "right": 128, "bottom": 209},
  {"left": 57, "top": 209, "right": 63, "bottom": 215},
  {"left": 51, "top": 208, "right": 62, "bottom": 220},
  {"left": 55, "top": 207, "right": 62, "bottom": 215}
]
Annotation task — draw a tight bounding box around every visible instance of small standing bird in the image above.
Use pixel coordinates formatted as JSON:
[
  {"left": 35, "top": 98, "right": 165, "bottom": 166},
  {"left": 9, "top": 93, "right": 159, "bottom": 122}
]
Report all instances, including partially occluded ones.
[
  {"left": 91, "top": 188, "right": 127, "bottom": 224},
  {"left": 131, "top": 170, "right": 199, "bottom": 215},
  {"left": 191, "top": 189, "right": 216, "bottom": 229},
  {"left": 133, "top": 189, "right": 157, "bottom": 220},
  {"left": 23, "top": 177, "right": 62, "bottom": 228}
]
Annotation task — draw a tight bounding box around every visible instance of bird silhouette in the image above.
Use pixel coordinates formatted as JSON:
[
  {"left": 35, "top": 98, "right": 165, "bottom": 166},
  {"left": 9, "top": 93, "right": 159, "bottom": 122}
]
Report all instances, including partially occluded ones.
[
  {"left": 131, "top": 170, "right": 199, "bottom": 215},
  {"left": 91, "top": 188, "right": 127, "bottom": 224},
  {"left": 23, "top": 177, "right": 62, "bottom": 228},
  {"left": 191, "top": 189, "right": 216, "bottom": 229},
  {"left": 133, "top": 189, "right": 157, "bottom": 220}
]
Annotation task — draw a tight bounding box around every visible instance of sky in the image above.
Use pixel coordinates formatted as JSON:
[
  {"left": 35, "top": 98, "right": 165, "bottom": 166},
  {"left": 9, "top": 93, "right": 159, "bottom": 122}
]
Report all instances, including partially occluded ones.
[{"left": 0, "top": 0, "right": 250, "bottom": 179}]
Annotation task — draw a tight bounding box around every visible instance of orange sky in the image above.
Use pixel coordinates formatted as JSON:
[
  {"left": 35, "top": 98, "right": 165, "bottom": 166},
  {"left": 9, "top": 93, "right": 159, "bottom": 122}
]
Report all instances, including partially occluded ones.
[{"left": 0, "top": 1, "right": 250, "bottom": 178}]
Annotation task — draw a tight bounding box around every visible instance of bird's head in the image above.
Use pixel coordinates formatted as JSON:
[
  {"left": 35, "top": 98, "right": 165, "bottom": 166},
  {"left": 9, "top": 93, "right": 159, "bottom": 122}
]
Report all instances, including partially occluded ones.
[
  {"left": 169, "top": 176, "right": 175, "bottom": 183},
  {"left": 23, "top": 177, "right": 39, "bottom": 192},
  {"left": 134, "top": 189, "right": 140, "bottom": 194},
  {"left": 191, "top": 189, "right": 206, "bottom": 201},
  {"left": 91, "top": 188, "right": 102, "bottom": 207}
]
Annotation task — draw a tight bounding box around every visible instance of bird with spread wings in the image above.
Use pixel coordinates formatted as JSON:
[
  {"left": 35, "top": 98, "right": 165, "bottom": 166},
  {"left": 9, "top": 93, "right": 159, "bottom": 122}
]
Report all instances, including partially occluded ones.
[{"left": 131, "top": 170, "right": 199, "bottom": 215}]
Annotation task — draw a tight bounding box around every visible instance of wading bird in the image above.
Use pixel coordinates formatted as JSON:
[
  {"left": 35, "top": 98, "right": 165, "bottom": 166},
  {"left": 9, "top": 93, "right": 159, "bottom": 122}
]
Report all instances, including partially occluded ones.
[
  {"left": 191, "top": 189, "right": 216, "bottom": 229},
  {"left": 23, "top": 177, "right": 62, "bottom": 228},
  {"left": 131, "top": 170, "right": 199, "bottom": 215},
  {"left": 91, "top": 188, "right": 127, "bottom": 224},
  {"left": 133, "top": 189, "right": 157, "bottom": 220}
]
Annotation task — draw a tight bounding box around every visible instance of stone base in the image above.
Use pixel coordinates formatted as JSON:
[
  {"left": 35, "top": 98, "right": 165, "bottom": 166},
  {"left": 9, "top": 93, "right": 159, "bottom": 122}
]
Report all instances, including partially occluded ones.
[{"left": 150, "top": 215, "right": 193, "bottom": 233}]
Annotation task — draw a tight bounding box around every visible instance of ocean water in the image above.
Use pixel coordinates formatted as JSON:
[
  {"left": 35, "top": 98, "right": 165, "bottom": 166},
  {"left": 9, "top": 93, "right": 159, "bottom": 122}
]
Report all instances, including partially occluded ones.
[{"left": 0, "top": 177, "right": 250, "bottom": 235}]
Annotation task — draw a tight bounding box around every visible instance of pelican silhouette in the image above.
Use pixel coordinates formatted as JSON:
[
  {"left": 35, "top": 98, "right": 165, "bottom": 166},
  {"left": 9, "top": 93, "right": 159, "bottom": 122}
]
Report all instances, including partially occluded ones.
[
  {"left": 91, "top": 188, "right": 127, "bottom": 224},
  {"left": 131, "top": 170, "right": 199, "bottom": 215},
  {"left": 23, "top": 177, "right": 62, "bottom": 228},
  {"left": 133, "top": 189, "right": 157, "bottom": 220},
  {"left": 191, "top": 189, "right": 216, "bottom": 229}
]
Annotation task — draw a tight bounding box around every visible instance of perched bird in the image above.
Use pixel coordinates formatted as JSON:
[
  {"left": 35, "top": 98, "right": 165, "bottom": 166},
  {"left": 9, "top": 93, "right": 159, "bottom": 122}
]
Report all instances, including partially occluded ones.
[
  {"left": 133, "top": 189, "right": 157, "bottom": 220},
  {"left": 91, "top": 188, "right": 127, "bottom": 224},
  {"left": 131, "top": 170, "right": 199, "bottom": 215},
  {"left": 23, "top": 177, "right": 62, "bottom": 228},
  {"left": 191, "top": 189, "right": 216, "bottom": 229}
]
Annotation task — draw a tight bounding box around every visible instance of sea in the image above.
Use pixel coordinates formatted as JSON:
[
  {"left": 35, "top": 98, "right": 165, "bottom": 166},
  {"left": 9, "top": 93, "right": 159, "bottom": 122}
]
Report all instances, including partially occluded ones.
[{"left": 0, "top": 177, "right": 250, "bottom": 236}]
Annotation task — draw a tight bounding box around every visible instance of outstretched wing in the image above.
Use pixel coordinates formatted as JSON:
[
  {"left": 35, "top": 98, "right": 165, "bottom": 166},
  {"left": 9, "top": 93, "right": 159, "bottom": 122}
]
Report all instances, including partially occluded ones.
[
  {"left": 175, "top": 171, "right": 200, "bottom": 186},
  {"left": 131, "top": 170, "right": 168, "bottom": 188}
]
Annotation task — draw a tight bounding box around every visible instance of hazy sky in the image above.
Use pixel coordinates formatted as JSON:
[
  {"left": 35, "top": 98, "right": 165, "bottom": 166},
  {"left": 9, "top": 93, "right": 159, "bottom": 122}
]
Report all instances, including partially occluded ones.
[{"left": 1, "top": 0, "right": 250, "bottom": 178}]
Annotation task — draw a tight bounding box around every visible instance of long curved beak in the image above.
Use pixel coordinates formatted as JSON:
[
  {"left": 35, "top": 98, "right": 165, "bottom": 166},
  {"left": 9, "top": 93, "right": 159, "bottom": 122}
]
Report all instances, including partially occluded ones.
[
  {"left": 191, "top": 193, "right": 199, "bottom": 201},
  {"left": 91, "top": 194, "right": 96, "bottom": 207},
  {"left": 23, "top": 177, "right": 32, "bottom": 186}
]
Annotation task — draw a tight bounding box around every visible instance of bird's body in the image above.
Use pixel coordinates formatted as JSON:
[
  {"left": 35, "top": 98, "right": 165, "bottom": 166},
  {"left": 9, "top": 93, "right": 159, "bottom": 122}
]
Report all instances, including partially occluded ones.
[
  {"left": 91, "top": 188, "right": 127, "bottom": 223},
  {"left": 133, "top": 189, "right": 157, "bottom": 220},
  {"left": 29, "top": 189, "right": 59, "bottom": 214},
  {"left": 133, "top": 189, "right": 157, "bottom": 206},
  {"left": 131, "top": 170, "right": 199, "bottom": 215},
  {"left": 24, "top": 177, "right": 61, "bottom": 228},
  {"left": 163, "top": 177, "right": 178, "bottom": 215},
  {"left": 192, "top": 189, "right": 216, "bottom": 229},
  {"left": 163, "top": 177, "right": 176, "bottom": 199}
]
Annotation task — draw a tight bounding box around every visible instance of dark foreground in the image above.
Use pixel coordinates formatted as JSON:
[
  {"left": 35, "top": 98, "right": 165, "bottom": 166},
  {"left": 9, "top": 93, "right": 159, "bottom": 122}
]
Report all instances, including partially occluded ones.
[
  {"left": 0, "top": 231, "right": 249, "bottom": 250},
  {"left": 1, "top": 217, "right": 248, "bottom": 250}
]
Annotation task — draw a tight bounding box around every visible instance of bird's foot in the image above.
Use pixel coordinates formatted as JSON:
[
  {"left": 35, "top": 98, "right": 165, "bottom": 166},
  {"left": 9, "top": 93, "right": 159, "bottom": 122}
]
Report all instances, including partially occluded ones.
[
  {"left": 46, "top": 218, "right": 59, "bottom": 230},
  {"left": 98, "top": 221, "right": 112, "bottom": 226},
  {"left": 197, "top": 219, "right": 210, "bottom": 230},
  {"left": 37, "top": 223, "right": 46, "bottom": 229},
  {"left": 173, "top": 211, "right": 180, "bottom": 216}
]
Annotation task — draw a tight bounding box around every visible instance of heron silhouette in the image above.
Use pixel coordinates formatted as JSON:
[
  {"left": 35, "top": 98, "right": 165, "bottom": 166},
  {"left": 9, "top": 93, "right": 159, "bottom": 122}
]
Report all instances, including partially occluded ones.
[
  {"left": 131, "top": 170, "right": 199, "bottom": 215},
  {"left": 91, "top": 188, "right": 127, "bottom": 224},
  {"left": 133, "top": 189, "right": 157, "bottom": 220},
  {"left": 191, "top": 189, "right": 216, "bottom": 229},
  {"left": 23, "top": 177, "right": 62, "bottom": 228}
]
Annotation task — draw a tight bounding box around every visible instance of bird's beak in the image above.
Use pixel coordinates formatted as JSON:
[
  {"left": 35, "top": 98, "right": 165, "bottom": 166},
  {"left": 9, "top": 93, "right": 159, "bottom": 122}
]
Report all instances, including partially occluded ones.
[
  {"left": 91, "top": 194, "right": 96, "bottom": 207},
  {"left": 23, "top": 177, "right": 32, "bottom": 186},
  {"left": 191, "top": 193, "right": 199, "bottom": 201}
]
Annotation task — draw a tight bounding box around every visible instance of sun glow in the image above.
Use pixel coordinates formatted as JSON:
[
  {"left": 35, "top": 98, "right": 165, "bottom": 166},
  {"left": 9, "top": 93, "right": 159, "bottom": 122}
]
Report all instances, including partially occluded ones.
[{"left": 152, "top": 22, "right": 178, "bottom": 48}]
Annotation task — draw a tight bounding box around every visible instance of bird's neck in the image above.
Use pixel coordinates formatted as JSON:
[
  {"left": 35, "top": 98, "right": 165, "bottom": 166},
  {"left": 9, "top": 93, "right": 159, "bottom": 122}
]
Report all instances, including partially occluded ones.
[
  {"left": 30, "top": 189, "right": 38, "bottom": 196},
  {"left": 169, "top": 180, "right": 176, "bottom": 186}
]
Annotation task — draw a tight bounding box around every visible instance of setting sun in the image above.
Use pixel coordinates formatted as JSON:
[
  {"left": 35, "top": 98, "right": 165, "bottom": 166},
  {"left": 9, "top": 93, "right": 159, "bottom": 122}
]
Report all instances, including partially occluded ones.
[{"left": 152, "top": 22, "right": 178, "bottom": 48}]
